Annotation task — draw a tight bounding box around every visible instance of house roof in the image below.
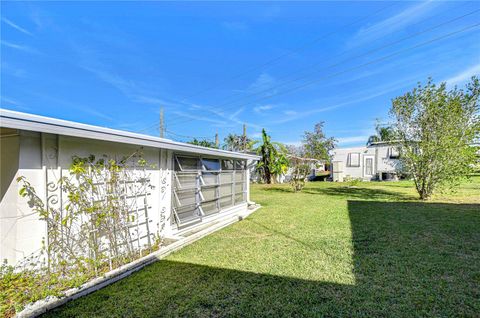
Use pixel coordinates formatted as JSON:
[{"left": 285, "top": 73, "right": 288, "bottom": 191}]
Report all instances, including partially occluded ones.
[
  {"left": 286, "top": 154, "right": 325, "bottom": 162},
  {"left": 0, "top": 109, "right": 260, "bottom": 161}
]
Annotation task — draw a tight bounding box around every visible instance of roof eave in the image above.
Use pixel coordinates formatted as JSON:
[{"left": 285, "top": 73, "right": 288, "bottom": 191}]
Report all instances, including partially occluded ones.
[{"left": 0, "top": 109, "right": 260, "bottom": 161}]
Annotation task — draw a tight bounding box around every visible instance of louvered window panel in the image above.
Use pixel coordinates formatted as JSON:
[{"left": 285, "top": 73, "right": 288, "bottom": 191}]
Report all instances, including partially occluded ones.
[
  {"left": 202, "top": 187, "right": 217, "bottom": 202},
  {"left": 219, "top": 196, "right": 233, "bottom": 209},
  {"left": 173, "top": 156, "right": 247, "bottom": 228},
  {"left": 202, "top": 172, "right": 218, "bottom": 186},
  {"left": 201, "top": 201, "right": 219, "bottom": 216},
  {"left": 220, "top": 172, "right": 234, "bottom": 184},
  {"left": 175, "top": 172, "right": 197, "bottom": 190}
]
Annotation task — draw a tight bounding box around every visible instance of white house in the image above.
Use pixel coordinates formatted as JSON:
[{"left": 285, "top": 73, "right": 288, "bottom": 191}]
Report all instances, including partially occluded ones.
[
  {"left": 330, "top": 141, "right": 401, "bottom": 182},
  {"left": 0, "top": 110, "right": 259, "bottom": 266}
]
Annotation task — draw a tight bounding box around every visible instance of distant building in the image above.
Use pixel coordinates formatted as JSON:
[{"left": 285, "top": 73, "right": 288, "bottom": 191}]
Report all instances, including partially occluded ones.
[{"left": 330, "top": 142, "right": 401, "bottom": 182}]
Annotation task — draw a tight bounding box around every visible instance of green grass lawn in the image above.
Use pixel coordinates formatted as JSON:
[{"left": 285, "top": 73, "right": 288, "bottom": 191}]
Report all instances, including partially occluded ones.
[{"left": 44, "top": 179, "right": 480, "bottom": 317}]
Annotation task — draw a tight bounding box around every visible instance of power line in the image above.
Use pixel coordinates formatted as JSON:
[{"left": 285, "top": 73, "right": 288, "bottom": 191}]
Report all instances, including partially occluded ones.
[
  {"left": 136, "top": 121, "right": 159, "bottom": 133},
  {"left": 188, "top": 8, "right": 480, "bottom": 114},
  {"left": 165, "top": 129, "right": 215, "bottom": 141},
  {"left": 180, "top": 2, "right": 398, "bottom": 101},
  {"left": 166, "top": 8, "right": 479, "bottom": 127},
  {"left": 167, "top": 22, "right": 480, "bottom": 128},
  {"left": 138, "top": 3, "right": 474, "bottom": 134},
  {"left": 135, "top": 4, "right": 398, "bottom": 134}
]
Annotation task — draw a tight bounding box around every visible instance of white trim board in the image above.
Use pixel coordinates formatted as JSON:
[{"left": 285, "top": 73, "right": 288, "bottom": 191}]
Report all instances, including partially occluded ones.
[{"left": 0, "top": 109, "right": 259, "bottom": 161}]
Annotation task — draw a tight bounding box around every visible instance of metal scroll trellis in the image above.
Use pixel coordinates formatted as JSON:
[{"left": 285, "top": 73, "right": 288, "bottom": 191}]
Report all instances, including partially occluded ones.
[{"left": 23, "top": 151, "right": 160, "bottom": 274}]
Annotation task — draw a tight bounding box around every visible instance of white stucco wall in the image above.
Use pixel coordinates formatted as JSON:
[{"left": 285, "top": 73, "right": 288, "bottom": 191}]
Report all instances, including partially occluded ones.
[
  {"left": 1, "top": 131, "right": 47, "bottom": 265},
  {"left": 1, "top": 130, "right": 254, "bottom": 266},
  {"left": 0, "top": 132, "right": 175, "bottom": 265}
]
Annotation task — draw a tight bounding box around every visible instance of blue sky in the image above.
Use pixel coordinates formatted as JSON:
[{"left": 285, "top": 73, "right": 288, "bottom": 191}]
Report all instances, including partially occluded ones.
[{"left": 1, "top": 1, "right": 479, "bottom": 147}]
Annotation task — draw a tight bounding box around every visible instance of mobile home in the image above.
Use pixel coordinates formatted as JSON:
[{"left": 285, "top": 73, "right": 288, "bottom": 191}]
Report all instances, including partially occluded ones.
[
  {"left": 0, "top": 110, "right": 259, "bottom": 266},
  {"left": 330, "top": 142, "right": 401, "bottom": 181}
]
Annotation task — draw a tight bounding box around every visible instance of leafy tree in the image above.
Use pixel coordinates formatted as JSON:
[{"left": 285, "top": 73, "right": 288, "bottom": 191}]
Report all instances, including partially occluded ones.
[
  {"left": 289, "top": 157, "right": 310, "bottom": 192},
  {"left": 286, "top": 144, "right": 305, "bottom": 157},
  {"left": 252, "top": 129, "right": 288, "bottom": 184},
  {"left": 222, "top": 133, "right": 252, "bottom": 152},
  {"left": 302, "top": 122, "right": 336, "bottom": 161},
  {"left": 367, "top": 121, "right": 397, "bottom": 145},
  {"left": 188, "top": 138, "right": 218, "bottom": 149},
  {"left": 390, "top": 77, "right": 480, "bottom": 200}
]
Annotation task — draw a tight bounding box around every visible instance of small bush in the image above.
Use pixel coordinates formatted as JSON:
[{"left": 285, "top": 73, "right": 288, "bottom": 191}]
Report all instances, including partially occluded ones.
[
  {"left": 344, "top": 176, "right": 361, "bottom": 187},
  {"left": 289, "top": 158, "right": 310, "bottom": 193}
]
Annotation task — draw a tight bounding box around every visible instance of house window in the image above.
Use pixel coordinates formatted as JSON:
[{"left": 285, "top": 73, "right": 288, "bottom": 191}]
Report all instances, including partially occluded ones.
[
  {"left": 175, "top": 156, "right": 199, "bottom": 171},
  {"left": 389, "top": 147, "right": 400, "bottom": 159},
  {"left": 365, "top": 158, "right": 373, "bottom": 175},
  {"left": 202, "top": 158, "right": 221, "bottom": 171},
  {"left": 221, "top": 159, "right": 234, "bottom": 170},
  {"left": 172, "top": 155, "right": 247, "bottom": 227},
  {"left": 347, "top": 153, "right": 360, "bottom": 167}
]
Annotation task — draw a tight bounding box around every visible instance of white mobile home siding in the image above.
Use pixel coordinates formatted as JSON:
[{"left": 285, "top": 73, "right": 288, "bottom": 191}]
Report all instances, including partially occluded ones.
[
  {"left": 0, "top": 110, "right": 258, "bottom": 266},
  {"left": 331, "top": 143, "right": 401, "bottom": 181}
]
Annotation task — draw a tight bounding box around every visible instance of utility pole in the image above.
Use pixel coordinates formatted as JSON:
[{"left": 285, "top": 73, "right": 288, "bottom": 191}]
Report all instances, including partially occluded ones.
[
  {"left": 215, "top": 133, "right": 219, "bottom": 148},
  {"left": 242, "top": 124, "right": 247, "bottom": 152},
  {"left": 159, "top": 107, "right": 165, "bottom": 138}
]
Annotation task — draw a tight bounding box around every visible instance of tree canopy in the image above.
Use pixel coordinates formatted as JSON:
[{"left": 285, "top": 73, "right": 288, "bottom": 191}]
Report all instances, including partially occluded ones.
[
  {"left": 367, "top": 121, "right": 397, "bottom": 145},
  {"left": 187, "top": 138, "right": 218, "bottom": 149},
  {"left": 390, "top": 77, "right": 480, "bottom": 199},
  {"left": 302, "top": 122, "right": 336, "bottom": 161},
  {"left": 222, "top": 133, "right": 252, "bottom": 152}
]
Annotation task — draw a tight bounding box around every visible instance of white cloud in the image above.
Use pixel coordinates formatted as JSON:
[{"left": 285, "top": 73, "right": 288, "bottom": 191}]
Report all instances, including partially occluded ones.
[
  {"left": 254, "top": 104, "right": 275, "bottom": 113},
  {"left": 1, "top": 62, "right": 27, "bottom": 78},
  {"left": 444, "top": 63, "right": 480, "bottom": 87},
  {"left": 1, "top": 17, "right": 33, "bottom": 36},
  {"left": 1, "top": 96, "right": 21, "bottom": 106},
  {"left": 249, "top": 73, "right": 276, "bottom": 92},
  {"left": 349, "top": 1, "right": 436, "bottom": 47},
  {"left": 25, "top": 92, "right": 114, "bottom": 121},
  {"left": 265, "top": 75, "right": 420, "bottom": 126},
  {"left": 82, "top": 66, "right": 136, "bottom": 95},
  {"left": 131, "top": 95, "right": 171, "bottom": 106},
  {"left": 0, "top": 96, "right": 31, "bottom": 111},
  {"left": 1, "top": 96, "right": 35, "bottom": 111},
  {"left": 1, "top": 40, "right": 37, "bottom": 53},
  {"left": 283, "top": 110, "right": 297, "bottom": 116},
  {"left": 172, "top": 111, "right": 229, "bottom": 126}
]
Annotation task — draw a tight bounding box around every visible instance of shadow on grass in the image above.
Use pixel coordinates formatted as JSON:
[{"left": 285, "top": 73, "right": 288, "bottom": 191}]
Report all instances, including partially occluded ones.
[
  {"left": 44, "top": 201, "right": 480, "bottom": 318},
  {"left": 303, "top": 186, "right": 416, "bottom": 201},
  {"left": 259, "top": 184, "right": 416, "bottom": 201},
  {"left": 260, "top": 186, "right": 294, "bottom": 193}
]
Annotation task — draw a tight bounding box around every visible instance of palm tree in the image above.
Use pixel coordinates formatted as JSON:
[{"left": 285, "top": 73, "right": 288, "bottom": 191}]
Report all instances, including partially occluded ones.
[
  {"left": 367, "top": 123, "right": 396, "bottom": 145},
  {"left": 223, "top": 133, "right": 252, "bottom": 152},
  {"left": 223, "top": 134, "right": 239, "bottom": 151},
  {"left": 252, "top": 129, "right": 288, "bottom": 184},
  {"left": 188, "top": 138, "right": 218, "bottom": 148}
]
